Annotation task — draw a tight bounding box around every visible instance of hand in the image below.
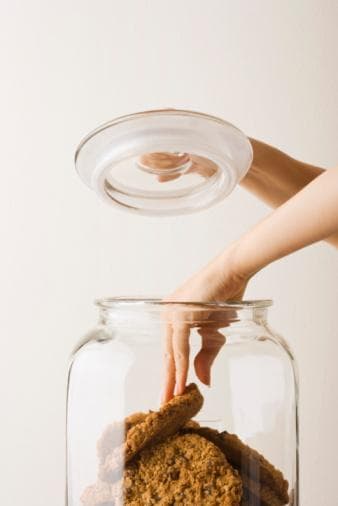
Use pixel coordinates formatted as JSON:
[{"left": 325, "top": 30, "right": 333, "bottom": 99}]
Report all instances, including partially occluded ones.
[
  {"left": 162, "top": 243, "right": 250, "bottom": 402},
  {"left": 138, "top": 152, "right": 218, "bottom": 183}
]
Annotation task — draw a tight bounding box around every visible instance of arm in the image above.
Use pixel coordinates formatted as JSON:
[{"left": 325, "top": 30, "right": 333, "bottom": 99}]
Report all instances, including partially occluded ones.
[
  {"left": 163, "top": 165, "right": 338, "bottom": 401},
  {"left": 242, "top": 139, "right": 338, "bottom": 247},
  {"left": 232, "top": 166, "right": 338, "bottom": 277}
]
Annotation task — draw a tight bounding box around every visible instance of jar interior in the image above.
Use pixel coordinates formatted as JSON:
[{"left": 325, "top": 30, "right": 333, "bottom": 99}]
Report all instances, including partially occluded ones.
[{"left": 67, "top": 298, "right": 298, "bottom": 505}]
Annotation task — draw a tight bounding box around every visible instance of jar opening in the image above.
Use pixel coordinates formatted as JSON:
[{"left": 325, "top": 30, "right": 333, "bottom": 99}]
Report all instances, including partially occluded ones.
[
  {"left": 95, "top": 298, "right": 272, "bottom": 326},
  {"left": 95, "top": 297, "right": 273, "bottom": 310}
]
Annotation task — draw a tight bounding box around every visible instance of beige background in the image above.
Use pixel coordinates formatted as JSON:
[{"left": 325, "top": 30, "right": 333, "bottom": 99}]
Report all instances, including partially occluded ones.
[{"left": 0, "top": 0, "right": 337, "bottom": 504}]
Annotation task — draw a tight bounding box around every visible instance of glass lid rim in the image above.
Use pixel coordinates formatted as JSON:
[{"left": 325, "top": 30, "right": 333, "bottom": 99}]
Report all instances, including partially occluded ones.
[
  {"left": 96, "top": 297, "right": 273, "bottom": 310},
  {"left": 74, "top": 108, "right": 250, "bottom": 162}
]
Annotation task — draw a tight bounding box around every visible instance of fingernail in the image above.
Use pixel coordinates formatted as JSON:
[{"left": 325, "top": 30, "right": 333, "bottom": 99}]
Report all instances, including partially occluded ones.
[{"left": 203, "top": 373, "right": 211, "bottom": 387}]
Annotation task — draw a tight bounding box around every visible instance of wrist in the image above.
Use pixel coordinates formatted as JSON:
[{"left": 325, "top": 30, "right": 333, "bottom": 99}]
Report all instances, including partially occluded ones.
[
  {"left": 215, "top": 241, "right": 250, "bottom": 282},
  {"left": 217, "top": 239, "right": 264, "bottom": 282},
  {"left": 241, "top": 138, "right": 264, "bottom": 185}
]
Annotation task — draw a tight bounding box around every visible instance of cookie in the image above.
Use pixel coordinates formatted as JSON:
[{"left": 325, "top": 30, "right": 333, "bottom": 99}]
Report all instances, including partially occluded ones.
[
  {"left": 97, "top": 412, "right": 147, "bottom": 465},
  {"left": 181, "top": 427, "right": 289, "bottom": 505},
  {"left": 83, "top": 433, "right": 242, "bottom": 506},
  {"left": 183, "top": 419, "right": 200, "bottom": 430},
  {"left": 97, "top": 433, "right": 242, "bottom": 505},
  {"left": 100, "top": 383, "right": 203, "bottom": 482},
  {"left": 219, "top": 431, "right": 289, "bottom": 504}
]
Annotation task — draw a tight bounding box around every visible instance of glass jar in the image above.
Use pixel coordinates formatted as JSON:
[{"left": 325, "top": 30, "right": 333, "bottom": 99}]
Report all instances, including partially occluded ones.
[{"left": 67, "top": 298, "right": 298, "bottom": 506}]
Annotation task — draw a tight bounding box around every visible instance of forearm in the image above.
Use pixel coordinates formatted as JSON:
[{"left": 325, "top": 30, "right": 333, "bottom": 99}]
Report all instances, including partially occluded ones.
[
  {"left": 242, "top": 138, "right": 338, "bottom": 246},
  {"left": 231, "top": 167, "right": 338, "bottom": 277},
  {"left": 242, "top": 138, "right": 323, "bottom": 207}
]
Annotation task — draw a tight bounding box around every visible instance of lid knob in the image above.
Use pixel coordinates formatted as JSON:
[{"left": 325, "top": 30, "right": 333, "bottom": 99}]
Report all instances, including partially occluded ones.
[{"left": 137, "top": 152, "right": 192, "bottom": 181}]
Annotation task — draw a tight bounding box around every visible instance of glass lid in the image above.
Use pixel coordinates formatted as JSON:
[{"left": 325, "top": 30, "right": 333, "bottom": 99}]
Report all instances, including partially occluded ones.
[{"left": 75, "top": 109, "right": 253, "bottom": 216}]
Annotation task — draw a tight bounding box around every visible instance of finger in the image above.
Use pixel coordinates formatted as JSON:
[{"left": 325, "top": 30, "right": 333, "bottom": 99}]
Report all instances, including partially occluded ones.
[
  {"left": 161, "top": 324, "right": 176, "bottom": 404},
  {"left": 172, "top": 323, "right": 190, "bottom": 396},
  {"left": 157, "top": 173, "right": 181, "bottom": 183},
  {"left": 194, "top": 327, "right": 225, "bottom": 386}
]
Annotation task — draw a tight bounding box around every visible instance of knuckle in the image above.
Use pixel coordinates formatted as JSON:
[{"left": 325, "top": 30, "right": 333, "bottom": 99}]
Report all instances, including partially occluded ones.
[
  {"left": 175, "top": 351, "right": 187, "bottom": 364},
  {"left": 164, "top": 351, "right": 174, "bottom": 363}
]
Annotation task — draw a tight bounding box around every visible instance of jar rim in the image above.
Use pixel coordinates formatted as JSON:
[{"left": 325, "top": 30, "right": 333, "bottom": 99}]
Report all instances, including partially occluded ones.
[
  {"left": 75, "top": 108, "right": 248, "bottom": 161},
  {"left": 96, "top": 297, "right": 273, "bottom": 310}
]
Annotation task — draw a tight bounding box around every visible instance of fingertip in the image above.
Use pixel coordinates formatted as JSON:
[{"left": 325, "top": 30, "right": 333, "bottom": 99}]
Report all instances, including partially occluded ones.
[
  {"left": 197, "top": 370, "right": 211, "bottom": 387},
  {"left": 160, "top": 390, "right": 168, "bottom": 404},
  {"left": 161, "top": 388, "right": 173, "bottom": 404},
  {"left": 162, "top": 374, "right": 176, "bottom": 404},
  {"left": 195, "top": 358, "right": 212, "bottom": 387},
  {"left": 174, "top": 380, "right": 186, "bottom": 396},
  {"left": 203, "top": 376, "right": 211, "bottom": 387},
  {"left": 174, "top": 385, "right": 182, "bottom": 396},
  {"left": 161, "top": 394, "right": 168, "bottom": 405}
]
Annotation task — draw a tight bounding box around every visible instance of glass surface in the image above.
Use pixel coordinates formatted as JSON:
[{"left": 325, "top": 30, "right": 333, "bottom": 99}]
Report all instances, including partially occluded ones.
[
  {"left": 75, "top": 109, "right": 253, "bottom": 216},
  {"left": 67, "top": 299, "right": 298, "bottom": 505}
]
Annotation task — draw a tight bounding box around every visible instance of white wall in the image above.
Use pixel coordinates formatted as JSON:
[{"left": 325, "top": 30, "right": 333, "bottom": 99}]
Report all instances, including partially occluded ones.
[{"left": 0, "top": 1, "right": 337, "bottom": 504}]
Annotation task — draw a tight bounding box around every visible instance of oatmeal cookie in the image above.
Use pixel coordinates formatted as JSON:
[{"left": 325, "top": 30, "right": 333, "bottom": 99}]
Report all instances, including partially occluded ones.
[
  {"left": 124, "top": 433, "right": 241, "bottom": 505},
  {"left": 97, "top": 412, "right": 147, "bottom": 465},
  {"left": 83, "top": 433, "right": 242, "bottom": 506},
  {"left": 100, "top": 384, "right": 203, "bottom": 482},
  {"left": 181, "top": 427, "right": 289, "bottom": 505}
]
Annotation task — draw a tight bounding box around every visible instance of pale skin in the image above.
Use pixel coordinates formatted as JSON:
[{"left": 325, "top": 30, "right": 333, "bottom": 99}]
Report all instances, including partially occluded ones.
[{"left": 161, "top": 139, "right": 338, "bottom": 402}]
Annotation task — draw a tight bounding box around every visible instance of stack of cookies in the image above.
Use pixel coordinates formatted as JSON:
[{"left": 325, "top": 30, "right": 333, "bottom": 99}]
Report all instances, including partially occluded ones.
[{"left": 81, "top": 384, "right": 289, "bottom": 506}]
